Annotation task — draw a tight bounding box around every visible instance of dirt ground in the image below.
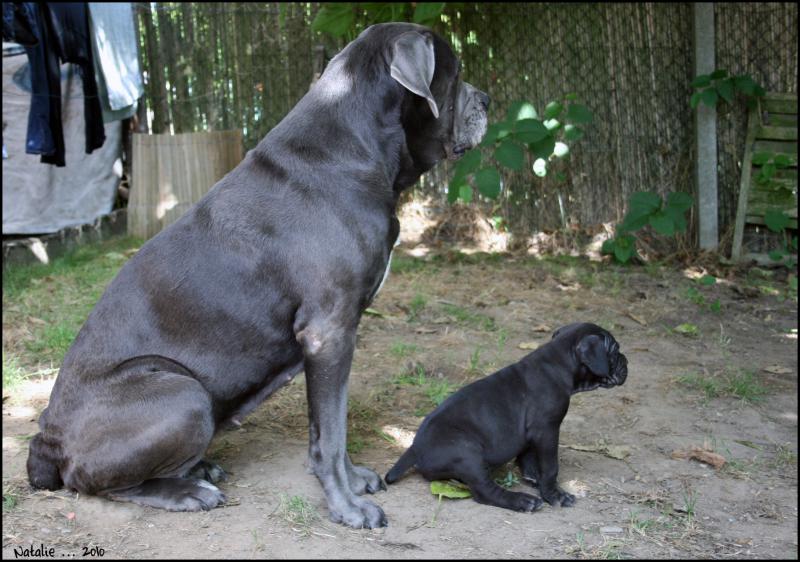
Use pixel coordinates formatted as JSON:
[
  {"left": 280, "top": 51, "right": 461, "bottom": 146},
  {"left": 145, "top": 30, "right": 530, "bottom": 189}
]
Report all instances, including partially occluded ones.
[{"left": 2, "top": 236, "right": 797, "bottom": 559}]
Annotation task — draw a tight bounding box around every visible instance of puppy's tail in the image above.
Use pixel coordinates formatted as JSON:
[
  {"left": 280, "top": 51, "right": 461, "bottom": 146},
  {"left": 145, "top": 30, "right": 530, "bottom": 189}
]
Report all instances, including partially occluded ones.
[
  {"left": 27, "top": 433, "right": 63, "bottom": 490},
  {"left": 385, "top": 447, "right": 417, "bottom": 484}
]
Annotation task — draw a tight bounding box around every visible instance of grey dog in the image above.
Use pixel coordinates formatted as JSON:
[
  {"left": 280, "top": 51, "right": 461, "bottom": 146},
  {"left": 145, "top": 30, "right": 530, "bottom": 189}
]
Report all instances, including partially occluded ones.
[
  {"left": 26, "top": 22, "right": 489, "bottom": 529},
  {"left": 386, "top": 323, "right": 628, "bottom": 512}
]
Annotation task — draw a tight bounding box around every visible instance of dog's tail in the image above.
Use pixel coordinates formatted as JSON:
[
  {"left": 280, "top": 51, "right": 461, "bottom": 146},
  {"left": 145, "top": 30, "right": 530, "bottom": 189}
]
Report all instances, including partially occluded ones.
[
  {"left": 27, "top": 433, "right": 63, "bottom": 490},
  {"left": 385, "top": 447, "right": 417, "bottom": 484}
]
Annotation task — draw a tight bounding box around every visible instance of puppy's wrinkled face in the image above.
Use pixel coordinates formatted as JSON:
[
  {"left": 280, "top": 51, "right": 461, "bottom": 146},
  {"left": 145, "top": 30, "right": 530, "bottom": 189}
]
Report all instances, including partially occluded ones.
[{"left": 552, "top": 322, "right": 629, "bottom": 394}]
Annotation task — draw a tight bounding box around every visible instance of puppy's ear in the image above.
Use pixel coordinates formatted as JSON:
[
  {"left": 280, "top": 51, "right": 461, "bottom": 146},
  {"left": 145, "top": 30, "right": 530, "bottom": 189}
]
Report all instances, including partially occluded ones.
[
  {"left": 576, "top": 334, "right": 609, "bottom": 377},
  {"left": 390, "top": 31, "right": 439, "bottom": 118}
]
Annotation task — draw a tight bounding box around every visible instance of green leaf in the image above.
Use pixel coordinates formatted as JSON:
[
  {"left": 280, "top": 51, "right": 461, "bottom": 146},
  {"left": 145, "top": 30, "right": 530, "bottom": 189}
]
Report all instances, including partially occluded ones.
[
  {"left": 620, "top": 213, "right": 649, "bottom": 233},
  {"left": 716, "top": 78, "right": 735, "bottom": 103},
  {"left": 543, "top": 118, "right": 561, "bottom": 131},
  {"left": 544, "top": 101, "right": 563, "bottom": 119},
  {"left": 769, "top": 249, "right": 785, "bottom": 261},
  {"left": 666, "top": 191, "right": 693, "bottom": 212},
  {"left": 532, "top": 158, "right": 548, "bottom": 177},
  {"left": 475, "top": 168, "right": 502, "bottom": 199},
  {"left": 529, "top": 136, "right": 555, "bottom": 160},
  {"left": 311, "top": 4, "right": 355, "bottom": 37},
  {"left": 447, "top": 180, "right": 464, "bottom": 203},
  {"left": 700, "top": 88, "right": 718, "bottom": 107},
  {"left": 458, "top": 183, "right": 473, "bottom": 203},
  {"left": 764, "top": 209, "right": 790, "bottom": 232},
  {"left": 752, "top": 152, "right": 773, "bottom": 166},
  {"left": 674, "top": 323, "right": 698, "bottom": 336},
  {"left": 613, "top": 234, "right": 636, "bottom": 263},
  {"left": 431, "top": 480, "right": 472, "bottom": 499},
  {"left": 506, "top": 101, "right": 537, "bottom": 122},
  {"left": 553, "top": 142, "right": 569, "bottom": 158},
  {"left": 649, "top": 211, "right": 675, "bottom": 236},
  {"left": 663, "top": 207, "right": 687, "bottom": 232},
  {"left": 413, "top": 2, "right": 445, "bottom": 24},
  {"left": 513, "top": 119, "right": 549, "bottom": 143},
  {"left": 774, "top": 154, "right": 791, "bottom": 168},
  {"left": 566, "top": 103, "right": 593, "bottom": 124},
  {"left": 453, "top": 148, "right": 483, "bottom": 178},
  {"left": 691, "top": 74, "right": 712, "bottom": 88},
  {"left": 564, "top": 92, "right": 579, "bottom": 101},
  {"left": 494, "top": 140, "right": 525, "bottom": 171},
  {"left": 690, "top": 91, "right": 703, "bottom": 109},
  {"left": 710, "top": 69, "right": 728, "bottom": 80},
  {"left": 563, "top": 124, "right": 583, "bottom": 141},
  {"left": 754, "top": 84, "right": 766, "bottom": 97},
  {"left": 698, "top": 274, "right": 717, "bottom": 286},
  {"left": 629, "top": 191, "right": 662, "bottom": 215},
  {"left": 734, "top": 75, "right": 757, "bottom": 96},
  {"left": 480, "top": 121, "right": 509, "bottom": 147}
]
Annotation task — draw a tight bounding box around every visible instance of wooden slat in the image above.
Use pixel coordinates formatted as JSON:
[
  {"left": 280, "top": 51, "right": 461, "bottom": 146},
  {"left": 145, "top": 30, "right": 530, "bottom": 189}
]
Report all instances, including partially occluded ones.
[
  {"left": 731, "top": 104, "right": 761, "bottom": 260},
  {"left": 766, "top": 113, "right": 798, "bottom": 127},
  {"left": 757, "top": 125, "right": 798, "bottom": 141},
  {"left": 752, "top": 140, "right": 798, "bottom": 158},
  {"left": 762, "top": 96, "right": 798, "bottom": 114}
]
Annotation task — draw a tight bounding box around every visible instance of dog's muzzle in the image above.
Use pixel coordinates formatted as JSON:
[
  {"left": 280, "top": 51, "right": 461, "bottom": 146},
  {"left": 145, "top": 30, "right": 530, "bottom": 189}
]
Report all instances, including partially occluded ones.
[{"left": 601, "top": 352, "right": 628, "bottom": 388}]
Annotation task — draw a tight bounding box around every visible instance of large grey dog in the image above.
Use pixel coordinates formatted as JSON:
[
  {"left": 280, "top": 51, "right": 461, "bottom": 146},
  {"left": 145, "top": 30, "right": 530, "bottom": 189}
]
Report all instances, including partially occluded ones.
[
  {"left": 27, "top": 22, "right": 489, "bottom": 529},
  {"left": 386, "top": 323, "right": 628, "bottom": 512}
]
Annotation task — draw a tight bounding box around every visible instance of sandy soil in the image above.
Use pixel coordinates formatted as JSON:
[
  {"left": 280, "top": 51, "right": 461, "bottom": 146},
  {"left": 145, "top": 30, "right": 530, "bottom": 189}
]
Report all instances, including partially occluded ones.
[{"left": 2, "top": 247, "right": 797, "bottom": 559}]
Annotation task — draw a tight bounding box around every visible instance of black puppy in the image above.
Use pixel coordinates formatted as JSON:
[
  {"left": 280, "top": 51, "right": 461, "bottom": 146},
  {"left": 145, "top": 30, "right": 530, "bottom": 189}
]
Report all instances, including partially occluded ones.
[{"left": 385, "top": 323, "right": 628, "bottom": 512}]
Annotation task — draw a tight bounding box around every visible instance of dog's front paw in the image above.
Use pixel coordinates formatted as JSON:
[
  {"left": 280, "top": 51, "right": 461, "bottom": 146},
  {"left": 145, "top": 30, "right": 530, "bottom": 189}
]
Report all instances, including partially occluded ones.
[
  {"left": 328, "top": 497, "right": 387, "bottom": 529},
  {"left": 542, "top": 488, "right": 575, "bottom": 507},
  {"left": 510, "top": 492, "right": 543, "bottom": 513},
  {"left": 347, "top": 463, "right": 386, "bottom": 495}
]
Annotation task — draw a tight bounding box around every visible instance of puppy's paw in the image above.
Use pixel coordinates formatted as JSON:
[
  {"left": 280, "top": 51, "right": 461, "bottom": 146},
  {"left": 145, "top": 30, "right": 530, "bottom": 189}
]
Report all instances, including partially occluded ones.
[
  {"left": 511, "top": 492, "right": 543, "bottom": 513},
  {"left": 187, "top": 460, "right": 227, "bottom": 484},
  {"left": 542, "top": 488, "right": 575, "bottom": 507}
]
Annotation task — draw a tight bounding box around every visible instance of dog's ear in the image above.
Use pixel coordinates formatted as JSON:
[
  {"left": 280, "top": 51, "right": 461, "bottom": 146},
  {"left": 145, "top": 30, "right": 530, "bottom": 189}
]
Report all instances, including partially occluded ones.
[
  {"left": 575, "top": 334, "right": 609, "bottom": 377},
  {"left": 390, "top": 31, "right": 439, "bottom": 118}
]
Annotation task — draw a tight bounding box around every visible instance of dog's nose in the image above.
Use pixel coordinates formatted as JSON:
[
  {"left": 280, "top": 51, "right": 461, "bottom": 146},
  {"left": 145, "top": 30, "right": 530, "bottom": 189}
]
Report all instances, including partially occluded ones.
[{"left": 478, "top": 92, "right": 490, "bottom": 111}]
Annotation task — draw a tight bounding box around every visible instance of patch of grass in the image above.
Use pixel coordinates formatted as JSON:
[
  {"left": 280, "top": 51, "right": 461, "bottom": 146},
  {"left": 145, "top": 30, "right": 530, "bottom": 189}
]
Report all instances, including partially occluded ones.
[
  {"left": 276, "top": 494, "right": 319, "bottom": 535},
  {"left": 773, "top": 443, "right": 797, "bottom": 466},
  {"left": 676, "top": 369, "right": 768, "bottom": 403},
  {"left": 407, "top": 293, "right": 428, "bottom": 321},
  {"left": 393, "top": 364, "right": 428, "bottom": 386},
  {"left": 2, "top": 236, "right": 141, "bottom": 300},
  {"left": 390, "top": 342, "right": 419, "bottom": 359},
  {"left": 425, "top": 379, "right": 456, "bottom": 407},
  {"left": 441, "top": 303, "right": 496, "bottom": 331},
  {"left": 2, "top": 354, "right": 27, "bottom": 391},
  {"left": 628, "top": 510, "right": 659, "bottom": 536},
  {"left": 2, "top": 484, "right": 19, "bottom": 512},
  {"left": 390, "top": 255, "right": 435, "bottom": 275},
  {"left": 347, "top": 436, "right": 366, "bottom": 455},
  {"left": 3, "top": 237, "right": 142, "bottom": 368},
  {"left": 24, "top": 322, "right": 77, "bottom": 361}
]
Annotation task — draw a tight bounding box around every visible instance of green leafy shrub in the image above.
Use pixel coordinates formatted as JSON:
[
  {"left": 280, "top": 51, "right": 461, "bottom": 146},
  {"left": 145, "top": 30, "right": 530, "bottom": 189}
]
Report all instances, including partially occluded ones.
[{"left": 601, "top": 191, "right": 694, "bottom": 263}]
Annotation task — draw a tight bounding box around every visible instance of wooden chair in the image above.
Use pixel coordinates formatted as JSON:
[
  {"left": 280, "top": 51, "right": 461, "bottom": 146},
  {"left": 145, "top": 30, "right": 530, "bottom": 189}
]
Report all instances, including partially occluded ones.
[{"left": 731, "top": 92, "right": 797, "bottom": 262}]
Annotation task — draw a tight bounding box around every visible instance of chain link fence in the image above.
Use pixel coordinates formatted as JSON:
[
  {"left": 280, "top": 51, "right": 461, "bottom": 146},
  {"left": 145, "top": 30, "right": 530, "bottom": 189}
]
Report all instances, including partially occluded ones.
[{"left": 134, "top": 2, "right": 797, "bottom": 242}]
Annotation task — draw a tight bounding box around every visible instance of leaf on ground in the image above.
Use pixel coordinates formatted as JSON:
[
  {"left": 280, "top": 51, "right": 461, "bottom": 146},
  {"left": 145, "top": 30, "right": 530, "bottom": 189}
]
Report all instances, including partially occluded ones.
[
  {"left": 532, "top": 324, "right": 552, "bottom": 332},
  {"left": 670, "top": 446, "right": 726, "bottom": 469},
  {"left": 762, "top": 365, "right": 793, "bottom": 375},
  {"left": 673, "top": 323, "right": 698, "bottom": 336},
  {"left": 518, "top": 341, "right": 540, "bottom": 350},
  {"left": 431, "top": 480, "right": 472, "bottom": 499}
]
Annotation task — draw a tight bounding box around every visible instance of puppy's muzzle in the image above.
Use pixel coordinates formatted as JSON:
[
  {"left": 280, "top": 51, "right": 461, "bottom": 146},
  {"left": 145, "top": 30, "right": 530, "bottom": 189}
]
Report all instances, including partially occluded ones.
[{"left": 602, "top": 352, "right": 628, "bottom": 388}]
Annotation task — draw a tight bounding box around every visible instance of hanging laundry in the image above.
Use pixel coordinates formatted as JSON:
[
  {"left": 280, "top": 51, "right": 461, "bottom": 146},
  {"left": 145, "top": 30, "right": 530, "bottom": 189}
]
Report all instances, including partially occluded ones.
[
  {"left": 88, "top": 2, "right": 143, "bottom": 122},
  {"left": 2, "top": 2, "right": 105, "bottom": 167}
]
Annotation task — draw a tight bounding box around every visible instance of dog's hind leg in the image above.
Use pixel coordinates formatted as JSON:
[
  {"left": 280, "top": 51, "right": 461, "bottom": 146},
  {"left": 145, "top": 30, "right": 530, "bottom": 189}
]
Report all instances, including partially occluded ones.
[
  {"left": 516, "top": 447, "right": 540, "bottom": 488},
  {"left": 54, "top": 361, "right": 223, "bottom": 511}
]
